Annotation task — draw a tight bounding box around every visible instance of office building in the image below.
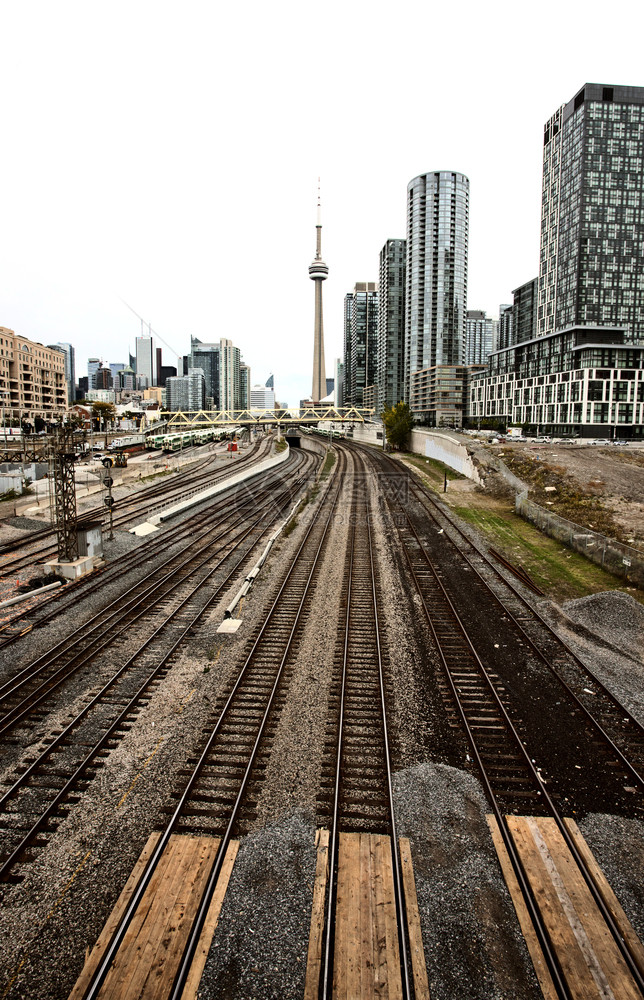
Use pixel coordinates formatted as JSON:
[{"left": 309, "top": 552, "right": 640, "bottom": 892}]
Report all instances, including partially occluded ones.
[
  {"left": 406, "top": 171, "right": 469, "bottom": 408},
  {"left": 513, "top": 278, "right": 538, "bottom": 345},
  {"left": 165, "top": 368, "right": 206, "bottom": 412},
  {"left": 344, "top": 283, "right": 378, "bottom": 407},
  {"left": 159, "top": 365, "right": 177, "bottom": 387},
  {"left": 95, "top": 365, "right": 113, "bottom": 390},
  {"left": 539, "top": 83, "right": 644, "bottom": 341},
  {"left": 265, "top": 374, "right": 274, "bottom": 389},
  {"left": 250, "top": 384, "right": 275, "bottom": 409},
  {"left": 87, "top": 358, "right": 101, "bottom": 389},
  {"left": 378, "top": 238, "right": 406, "bottom": 410},
  {"left": 0, "top": 328, "right": 68, "bottom": 422},
  {"left": 189, "top": 337, "right": 221, "bottom": 406},
  {"left": 465, "top": 311, "right": 498, "bottom": 365},
  {"left": 118, "top": 365, "right": 136, "bottom": 391},
  {"left": 135, "top": 335, "right": 154, "bottom": 386}
]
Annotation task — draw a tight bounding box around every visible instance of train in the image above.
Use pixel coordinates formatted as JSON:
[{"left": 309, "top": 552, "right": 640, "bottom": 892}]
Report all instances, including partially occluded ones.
[{"left": 147, "top": 427, "right": 241, "bottom": 452}]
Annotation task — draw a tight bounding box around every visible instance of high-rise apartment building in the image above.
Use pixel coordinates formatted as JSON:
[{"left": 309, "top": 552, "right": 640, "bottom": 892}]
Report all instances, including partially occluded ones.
[
  {"left": 333, "top": 358, "right": 344, "bottom": 407},
  {"left": 344, "top": 283, "right": 378, "bottom": 407},
  {"left": 165, "top": 369, "right": 206, "bottom": 411},
  {"left": 135, "top": 335, "right": 154, "bottom": 386},
  {"left": 539, "top": 84, "right": 644, "bottom": 341},
  {"left": 405, "top": 172, "right": 469, "bottom": 402},
  {"left": 343, "top": 295, "right": 354, "bottom": 405},
  {"left": 239, "top": 362, "right": 251, "bottom": 410},
  {"left": 377, "top": 239, "right": 406, "bottom": 409},
  {"left": 513, "top": 278, "right": 538, "bottom": 345},
  {"left": 465, "top": 311, "right": 498, "bottom": 364},
  {"left": 219, "top": 338, "right": 241, "bottom": 410},
  {"left": 498, "top": 305, "right": 513, "bottom": 352}
]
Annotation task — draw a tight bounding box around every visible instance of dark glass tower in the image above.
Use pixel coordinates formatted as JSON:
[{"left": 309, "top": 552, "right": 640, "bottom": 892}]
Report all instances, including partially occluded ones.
[
  {"left": 377, "top": 239, "right": 406, "bottom": 409},
  {"left": 345, "top": 283, "right": 378, "bottom": 406},
  {"left": 539, "top": 84, "right": 644, "bottom": 341}
]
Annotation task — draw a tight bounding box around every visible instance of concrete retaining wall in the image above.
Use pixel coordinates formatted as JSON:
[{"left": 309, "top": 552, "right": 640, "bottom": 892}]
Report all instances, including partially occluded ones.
[{"left": 409, "top": 430, "right": 482, "bottom": 484}]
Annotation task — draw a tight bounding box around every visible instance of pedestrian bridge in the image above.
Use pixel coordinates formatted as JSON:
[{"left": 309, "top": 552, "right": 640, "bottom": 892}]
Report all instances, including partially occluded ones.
[{"left": 161, "top": 406, "right": 375, "bottom": 427}]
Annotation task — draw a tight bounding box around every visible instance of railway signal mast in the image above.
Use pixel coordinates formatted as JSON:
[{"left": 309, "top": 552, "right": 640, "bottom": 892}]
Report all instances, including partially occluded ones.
[{"left": 48, "top": 426, "right": 79, "bottom": 562}]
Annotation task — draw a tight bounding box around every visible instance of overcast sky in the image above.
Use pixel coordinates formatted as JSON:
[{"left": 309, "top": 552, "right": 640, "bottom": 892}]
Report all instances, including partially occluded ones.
[{"left": 0, "top": 1, "right": 641, "bottom": 407}]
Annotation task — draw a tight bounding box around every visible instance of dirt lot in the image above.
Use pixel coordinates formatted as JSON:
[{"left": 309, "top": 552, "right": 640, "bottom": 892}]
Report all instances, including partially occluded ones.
[{"left": 474, "top": 440, "right": 644, "bottom": 549}]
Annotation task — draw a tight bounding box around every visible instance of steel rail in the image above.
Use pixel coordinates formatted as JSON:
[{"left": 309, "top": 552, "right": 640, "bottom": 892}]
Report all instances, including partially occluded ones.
[
  {"left": 371, "top": 448, "right": 644, "bottom": 995},
  {"left": 81, "top": 449, "right": 346, "bottom": 1000},
  {"left": 0, "top": 446, "right": 313, "bottom": 648},
  {"left": 391, "top": 460, "right": 644, "bottom": 789},
  {"left": 0, "top": 470, "right": 314, "bottom": 882},
  {"left": 0, "top": 450, "right": 312, "bottom": 706},
  {"left": 320, "top": 449, "right": 412, "bottom": 1000}
]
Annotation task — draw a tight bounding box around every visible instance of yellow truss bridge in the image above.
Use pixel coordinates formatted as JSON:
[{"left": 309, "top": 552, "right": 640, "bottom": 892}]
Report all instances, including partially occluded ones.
[{"left": 161, "top": 406, "right": 375, "bottom": 427}]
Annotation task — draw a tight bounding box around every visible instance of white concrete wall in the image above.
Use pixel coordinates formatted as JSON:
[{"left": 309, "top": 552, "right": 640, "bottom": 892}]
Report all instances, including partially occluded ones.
[{"left": 409, "top": 429, "right": 482, "bottom": 484}]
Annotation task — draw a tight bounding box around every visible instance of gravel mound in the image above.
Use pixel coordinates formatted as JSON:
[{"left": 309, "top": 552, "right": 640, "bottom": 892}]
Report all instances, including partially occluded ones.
[
  {"left": 199, "top": 812, "right": 317, "bottom": 1000},
  {"left": 562, "top": 591, "right": 644, "bottom": 663},
  {"left": 4, "top": 515, "right": 48, "bottom": 531},
  {"left": 393, "top": 761, "right": 541, "bottom": 1000}
]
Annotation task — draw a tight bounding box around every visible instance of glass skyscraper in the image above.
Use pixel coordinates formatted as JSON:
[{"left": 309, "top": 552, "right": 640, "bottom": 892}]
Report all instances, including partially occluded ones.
[
  {"left": 377, "top": 239, "right": 406, "bottom": 409},
  {"left": 344, "top": 283, "right": 378, "bottom": 407},
  {"left": 405, "top": 172, "right": 469, "bottom": 401},
  {"left": 539, "top": 84, "right": 644, "bottom": 341}
]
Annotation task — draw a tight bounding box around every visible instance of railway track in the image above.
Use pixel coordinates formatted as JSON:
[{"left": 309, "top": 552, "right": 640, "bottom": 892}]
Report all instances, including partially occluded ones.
[
  {"left": 0, "top": 437, "right": 270, "bottom": 578},
  {"left": 0, "top": 448, "right": 317, "bottom": 885},
  {"left": 354, "top": 442, "right": 644, "bottom": 996},
  {"left": 73, "top": 447, "right": 347, "bottom": 1000},
  {"left": 0, "top": 438, "right": 284, "bottom": 648}
]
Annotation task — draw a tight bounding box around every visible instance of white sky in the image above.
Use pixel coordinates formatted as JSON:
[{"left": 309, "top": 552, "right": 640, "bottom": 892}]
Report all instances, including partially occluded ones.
[{"left": 0, "top": 1, "right": 641, "bottom": 407}]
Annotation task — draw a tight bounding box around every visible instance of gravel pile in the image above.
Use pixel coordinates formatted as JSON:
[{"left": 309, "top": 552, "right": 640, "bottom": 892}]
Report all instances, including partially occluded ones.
[
  {"left": 561, "top": 590, "right": 644, "bottom": 664},
  {"left": 199, "top": 813, "right": 317, "bottom": 1000},
  {"left": 394, "top": 762, "right": 542, "bottom": 1000}
]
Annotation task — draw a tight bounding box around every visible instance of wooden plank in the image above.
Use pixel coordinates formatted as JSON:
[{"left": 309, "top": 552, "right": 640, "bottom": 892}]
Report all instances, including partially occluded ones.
[
  {"left": 147, "top": 836, "right": 221, "bottom": 1000},
  {"left": 101, "top": 834, "right": 207, "bottom": 999},
  {"left": 535, "top": 817, "right": 641, "bottom": 1000},
  {"left": 345, "top": 832, "right": 362, "bottom": 1000},
  {"left": 333, "top": 832, "right": 352, "bottom": 1000},
  {"left": 372, "top": 834, "right": 389, "bottom": 997},
  {"left": 507, "top": 815, "right": 600, "bottom": 1000},
  {"left": 375, "top": 834, "right": 402, "bottom": 1000},
  {"left": 303, "top": 828, "right": 330, "bottom": 1000},
  {"left": 359, "top": 833, "right": 375, "bottom": 998},
  {"left": 563, "top": 817, "right": 644, "bottom": 983},
  {"left": 486, "top": 816, "right": 559, "bottom": 1000},
  {"left": 398, "top": 838, "right": 431, "bottom": 1000},
  {"left": 68, "top": 832, "right": 162, "bottom": 1000},
  {"left": 181, "top": 839, "right": 239, "bottom": 1000}
]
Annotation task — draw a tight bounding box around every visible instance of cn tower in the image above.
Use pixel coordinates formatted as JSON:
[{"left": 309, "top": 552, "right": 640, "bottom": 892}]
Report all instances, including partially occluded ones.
[{"left": 309, "top": 183, "right": 328, "bottom": 403}]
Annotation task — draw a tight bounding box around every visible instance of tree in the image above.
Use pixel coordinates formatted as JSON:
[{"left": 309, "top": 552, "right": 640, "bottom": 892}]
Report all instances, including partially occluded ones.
[{"left": 381, "top": 401, "right": 414, "bottom": 451}]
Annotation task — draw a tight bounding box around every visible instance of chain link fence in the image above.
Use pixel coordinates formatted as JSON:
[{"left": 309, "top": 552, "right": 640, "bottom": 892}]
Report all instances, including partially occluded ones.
[{"left": 515, "top": 491, "right": 644, "bottom": 587}]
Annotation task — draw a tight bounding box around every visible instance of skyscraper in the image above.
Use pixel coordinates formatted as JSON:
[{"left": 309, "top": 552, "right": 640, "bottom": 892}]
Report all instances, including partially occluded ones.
[
  {"left": 345, "top": 282, "right": 378, "bottom": 407},
  {"left": 190, "top": 337, "right": 221, "bottom": 407},
  {"left": 135, "top": 335, "right": 154, "bottom": 386},
  {"left": 405, "top": 172, "right": 469, "bottom": 398},
  {"left": 309, "top": 187, "right": 328, "bottom": 402},
  {"left": 539, "top": 84, "right": 644, "bottom": 341},
  {"left": 377, "top": 239, "right": 406, "bottom": 409},
  {"left": 513, "top": 278, "right": 538, "bottom": 345},
  {"left": 49, "top": 343, "right": 75, "bottom": 404}
]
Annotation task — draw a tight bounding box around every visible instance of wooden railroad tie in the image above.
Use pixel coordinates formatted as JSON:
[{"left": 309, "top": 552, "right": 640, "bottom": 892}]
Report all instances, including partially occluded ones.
[{"left": 488, "top": 814, "right": 644, "bottom": 1000}]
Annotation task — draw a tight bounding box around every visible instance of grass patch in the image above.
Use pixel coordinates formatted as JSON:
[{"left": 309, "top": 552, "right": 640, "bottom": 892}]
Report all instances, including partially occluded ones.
[
  {"left": 275, "top": 439, "right": 288, "bottom": 453},
  {"left": 452, "top": 501, "right": 642, "bottom": 604},
  {"left": 282, "top": 515, "right": 298, "bottom": 536},
  {"left": 400, "top": 452, "right": 465, "bottom": 493},
  {"left": 320, "top": 449, "right": 336, "bottom": 480}
]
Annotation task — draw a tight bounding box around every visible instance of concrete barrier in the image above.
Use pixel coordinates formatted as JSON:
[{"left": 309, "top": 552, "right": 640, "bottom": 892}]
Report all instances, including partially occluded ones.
[
  {"left": 144, "top": 444, "right": 291, "bottom": 527},
  {"left": 409, "top": 430, "right": 482, "bottom": 484}
]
